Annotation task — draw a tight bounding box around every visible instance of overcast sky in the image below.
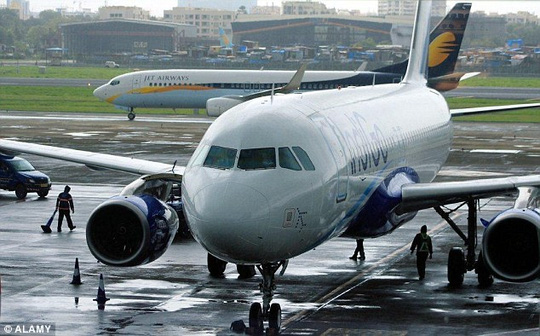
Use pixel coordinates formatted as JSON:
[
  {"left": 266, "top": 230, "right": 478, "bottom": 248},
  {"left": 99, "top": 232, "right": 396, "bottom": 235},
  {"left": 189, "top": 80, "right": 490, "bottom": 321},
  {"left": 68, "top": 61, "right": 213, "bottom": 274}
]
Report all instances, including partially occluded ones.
[{"left": 5, "top": 1, "right": 540, "bottom": 17}]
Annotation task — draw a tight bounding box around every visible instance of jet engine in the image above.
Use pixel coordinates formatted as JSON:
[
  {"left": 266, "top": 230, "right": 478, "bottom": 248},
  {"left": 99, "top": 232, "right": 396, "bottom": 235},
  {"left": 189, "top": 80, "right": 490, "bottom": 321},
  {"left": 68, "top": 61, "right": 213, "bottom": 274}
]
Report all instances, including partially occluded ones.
[
  {"left": 482, "top": 208, "right": 540, "bottom": 282},
  {"left": 86, "top": 174, "right": 180, "bottom": 266},
  {"left": 206, "top": 96, "right": 243, "bottom": 117}
]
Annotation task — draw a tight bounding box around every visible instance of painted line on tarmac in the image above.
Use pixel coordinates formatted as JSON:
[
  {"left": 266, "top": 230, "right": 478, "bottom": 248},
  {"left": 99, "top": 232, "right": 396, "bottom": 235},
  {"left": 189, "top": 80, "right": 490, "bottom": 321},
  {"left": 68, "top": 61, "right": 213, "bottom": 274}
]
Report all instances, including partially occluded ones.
[
  {"left": 0, "top": 114, "right": 213, "bottom": 124},
  {"left": 282, "top": 212, "right": 463, "bottom": 329}
]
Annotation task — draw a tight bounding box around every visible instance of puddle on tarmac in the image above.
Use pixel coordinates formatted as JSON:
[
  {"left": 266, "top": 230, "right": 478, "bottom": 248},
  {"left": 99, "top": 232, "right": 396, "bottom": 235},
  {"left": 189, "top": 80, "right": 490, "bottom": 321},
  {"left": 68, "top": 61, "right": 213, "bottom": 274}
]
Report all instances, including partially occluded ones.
[
  {"left": 484, "top": 294, "right": 539, "bottom": 304},
  {"left": 108, "top": 279, "right": 189, "bottom": 290},
  {"left": 470, "top": 149, "right": 522, "bottom": 154},
  {"left": 157, "top": 295, "right": 209, "bottom": 312},
  {"left": 142, "top": 141, "right": 195, "bottom": 146}
]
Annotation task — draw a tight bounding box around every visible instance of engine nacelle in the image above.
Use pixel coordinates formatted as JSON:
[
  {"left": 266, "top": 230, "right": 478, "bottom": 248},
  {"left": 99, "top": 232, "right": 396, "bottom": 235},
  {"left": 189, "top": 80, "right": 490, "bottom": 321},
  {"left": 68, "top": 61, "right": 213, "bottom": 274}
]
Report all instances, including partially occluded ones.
[
  {"left": 86, "top": 194, "right": 179, "bottom": 266},
  {"left": 206, "top": 96, "right": 243, "bottom": 117},
  {"left": 482, "top": 208, "right": 540, "bottom": 282}
]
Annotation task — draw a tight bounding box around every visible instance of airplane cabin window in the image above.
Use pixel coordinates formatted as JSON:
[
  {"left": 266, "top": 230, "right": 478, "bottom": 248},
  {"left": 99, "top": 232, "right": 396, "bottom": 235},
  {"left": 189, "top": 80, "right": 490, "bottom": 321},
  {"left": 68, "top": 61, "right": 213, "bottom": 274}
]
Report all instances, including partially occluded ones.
[
  {"left": 203, "top": 145, "right": 237, "bottom": 169},
  {"left": 279, "top": 147, "right": 302, "bottom": 171},
  {"left": 238, "top": 148, "right": 276, "bottom": 170},
  {"left": 292, "top": 146, "right": 315, "bottom": 171}
]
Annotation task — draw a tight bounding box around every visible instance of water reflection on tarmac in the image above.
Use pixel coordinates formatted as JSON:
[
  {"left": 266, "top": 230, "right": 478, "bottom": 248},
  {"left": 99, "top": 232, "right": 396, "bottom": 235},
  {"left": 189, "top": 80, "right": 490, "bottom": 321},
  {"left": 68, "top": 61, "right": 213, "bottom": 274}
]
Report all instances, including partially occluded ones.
[{"left": 0, "top": 112, "right": 538, "bottom": 335}]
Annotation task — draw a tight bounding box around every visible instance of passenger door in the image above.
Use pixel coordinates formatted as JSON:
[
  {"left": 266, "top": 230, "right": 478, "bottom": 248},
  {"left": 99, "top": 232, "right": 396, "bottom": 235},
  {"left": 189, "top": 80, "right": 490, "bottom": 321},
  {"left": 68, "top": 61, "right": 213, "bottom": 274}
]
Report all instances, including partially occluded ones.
[
  {"left": 132, "top": 75, "right": 142, "bottom": 91},
  {"left": 311, "top": 114, "right": 349, "bottom": 203}
]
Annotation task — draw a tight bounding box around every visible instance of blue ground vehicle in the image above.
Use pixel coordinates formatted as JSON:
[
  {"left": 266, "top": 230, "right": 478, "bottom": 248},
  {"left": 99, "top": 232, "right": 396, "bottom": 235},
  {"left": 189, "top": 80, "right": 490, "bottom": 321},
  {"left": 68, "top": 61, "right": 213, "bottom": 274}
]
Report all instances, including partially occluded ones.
[{"left": 0, "top": 155, "right": 51, "bottom": 199}]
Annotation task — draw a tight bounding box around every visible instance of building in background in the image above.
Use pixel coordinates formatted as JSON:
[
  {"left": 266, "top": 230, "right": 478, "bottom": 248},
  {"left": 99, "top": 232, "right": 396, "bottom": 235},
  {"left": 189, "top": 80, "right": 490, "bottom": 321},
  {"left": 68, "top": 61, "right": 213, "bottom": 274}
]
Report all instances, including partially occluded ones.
[
  {"left": 505, "top": 11, "right": 539, "bottom": 25},
  {"left": 61, "top": 20, "right": 196, "bottom": 61},
  {"left": 251, "top": 5, "right": 281, "bottom": 16},
  {"left": 164, "top": 7, "right": 235, "bottom": 40},
  {"left": 282, "top": 1, "right": 336, "bottom": 15},
  {"left": 378, "top": 0, "right": 446, "bottom": 17},
  {"left": 232, "top": 16, "right": 397, "bottom": 48},
  {"left": 98, "top": 6, "right": 150, "bottom": 20},
  {"left": 177, "top": 0, "right": 256, "bottom": 12},
  {"left": 6, "top": 0, "right": 30, "bottom": 20}
]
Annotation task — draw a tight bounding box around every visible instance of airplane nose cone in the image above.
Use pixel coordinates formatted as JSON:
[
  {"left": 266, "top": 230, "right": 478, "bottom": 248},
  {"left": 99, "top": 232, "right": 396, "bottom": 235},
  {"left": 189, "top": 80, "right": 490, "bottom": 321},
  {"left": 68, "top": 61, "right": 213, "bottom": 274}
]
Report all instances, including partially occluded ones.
[
  {"left": 93, "top": 85, "right": 108, "bottom": 101},
  {"left": 188, "top": 181, "right": 270, "bottom": 262}
]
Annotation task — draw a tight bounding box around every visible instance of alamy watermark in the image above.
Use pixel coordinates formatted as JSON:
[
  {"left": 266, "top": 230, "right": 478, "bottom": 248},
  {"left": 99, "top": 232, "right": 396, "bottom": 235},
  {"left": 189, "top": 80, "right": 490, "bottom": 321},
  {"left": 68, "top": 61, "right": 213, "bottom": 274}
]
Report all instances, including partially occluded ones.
[{"left": 0, "top": 323, "right": 55, "bottom": 335}]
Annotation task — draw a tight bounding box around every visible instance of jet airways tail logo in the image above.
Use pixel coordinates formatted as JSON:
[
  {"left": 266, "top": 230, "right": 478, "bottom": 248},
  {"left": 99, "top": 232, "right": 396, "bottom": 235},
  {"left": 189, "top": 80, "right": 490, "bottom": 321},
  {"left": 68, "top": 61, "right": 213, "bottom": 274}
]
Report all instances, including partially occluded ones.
[{"left": 429, "top": 32, "right": 458, "bottom": 67}]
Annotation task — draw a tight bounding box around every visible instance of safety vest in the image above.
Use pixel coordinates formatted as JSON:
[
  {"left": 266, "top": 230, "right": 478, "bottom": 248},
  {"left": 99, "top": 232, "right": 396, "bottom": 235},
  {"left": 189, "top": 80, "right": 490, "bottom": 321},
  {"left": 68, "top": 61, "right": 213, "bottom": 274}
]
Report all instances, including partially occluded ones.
[{"left": 419, "top": 233, "right": 430, "bottom": 252}]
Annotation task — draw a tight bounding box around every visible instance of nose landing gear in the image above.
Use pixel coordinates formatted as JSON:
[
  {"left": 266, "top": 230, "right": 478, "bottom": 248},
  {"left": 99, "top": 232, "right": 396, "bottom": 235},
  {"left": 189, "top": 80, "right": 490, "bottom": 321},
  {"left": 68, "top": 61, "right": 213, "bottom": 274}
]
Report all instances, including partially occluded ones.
[{"left": 247, "top": 262, "right": 287, "bottom": 334}]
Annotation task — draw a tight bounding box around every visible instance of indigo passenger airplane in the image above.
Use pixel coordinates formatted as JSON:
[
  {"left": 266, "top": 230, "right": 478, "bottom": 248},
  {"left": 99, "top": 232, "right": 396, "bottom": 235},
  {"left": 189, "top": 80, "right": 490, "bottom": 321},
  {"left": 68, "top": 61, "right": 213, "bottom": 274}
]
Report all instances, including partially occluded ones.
[
  {"left": 93, "top": 3, "right": 475, "bottom": 120},
  {"left": 1, "top": 1, "right": 539, "bottom": 333}
]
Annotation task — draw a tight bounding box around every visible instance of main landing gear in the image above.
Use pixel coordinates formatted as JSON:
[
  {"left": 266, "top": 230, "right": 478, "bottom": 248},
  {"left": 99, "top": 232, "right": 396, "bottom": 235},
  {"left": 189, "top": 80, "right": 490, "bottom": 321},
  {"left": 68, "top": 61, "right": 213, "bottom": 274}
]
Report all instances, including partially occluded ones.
[
  {"left": 127, "top": 109, "right": 136, "bottom": 121},
  {"left": 207, "top": 253, "right": 256, "bottom": 279},
  {"left": 248, "top": 262, "right": 287, "bottom": 334},
  {"left": 435, "top": 199, "right": 493, "bottom": 287}
]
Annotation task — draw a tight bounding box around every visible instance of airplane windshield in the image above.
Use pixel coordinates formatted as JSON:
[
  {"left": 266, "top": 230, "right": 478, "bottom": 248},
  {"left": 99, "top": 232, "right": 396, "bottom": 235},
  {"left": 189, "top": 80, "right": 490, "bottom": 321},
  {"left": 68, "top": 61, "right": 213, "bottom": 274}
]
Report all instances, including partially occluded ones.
[
  {"left": 110, "top": 80, "right": 120, "bottom": 86},
  {"left": 203, "top": 146, "right": 237, "bottom": 169},
  {"left": 292, "top": 146, "right": 315, "bottom": 171},
  {"left": 278, "top": 147, "right": 301, "bottom": 171},
  {"left": 238, "top": 148, "right": 276, "bottom": 170}
]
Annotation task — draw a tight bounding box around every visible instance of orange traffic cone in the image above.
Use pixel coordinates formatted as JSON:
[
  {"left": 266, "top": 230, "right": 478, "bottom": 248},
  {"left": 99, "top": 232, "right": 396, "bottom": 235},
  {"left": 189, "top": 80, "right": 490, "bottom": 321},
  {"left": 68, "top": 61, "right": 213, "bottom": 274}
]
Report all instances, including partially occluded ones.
[
  {"left": 70, "top": 258, "right": 82, "bottom": 285},
  {"left": 93, "top": 274, "right": 110, "bottom": 310}
]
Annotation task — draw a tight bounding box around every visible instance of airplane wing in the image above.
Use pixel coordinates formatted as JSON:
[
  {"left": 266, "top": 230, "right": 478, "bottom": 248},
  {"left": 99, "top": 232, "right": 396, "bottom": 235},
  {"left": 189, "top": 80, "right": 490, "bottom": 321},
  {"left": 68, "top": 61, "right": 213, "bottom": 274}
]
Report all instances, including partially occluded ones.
[
  {"left": 398, "top": 175, "right": 540, "bottom": 213},
  {"left": 450, "top": 102, "right": 540, "bottom": 117},
  {"left": 0, "top": 138, "right": 181, "bottom": 176}
]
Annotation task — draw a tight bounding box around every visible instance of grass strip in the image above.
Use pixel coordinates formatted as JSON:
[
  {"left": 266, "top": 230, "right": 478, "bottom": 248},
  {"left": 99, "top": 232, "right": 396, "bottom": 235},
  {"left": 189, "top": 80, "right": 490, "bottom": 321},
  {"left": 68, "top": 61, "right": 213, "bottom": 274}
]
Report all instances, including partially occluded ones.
[{"left": 1, "top": 86, "right": 538, "bottom": 122}]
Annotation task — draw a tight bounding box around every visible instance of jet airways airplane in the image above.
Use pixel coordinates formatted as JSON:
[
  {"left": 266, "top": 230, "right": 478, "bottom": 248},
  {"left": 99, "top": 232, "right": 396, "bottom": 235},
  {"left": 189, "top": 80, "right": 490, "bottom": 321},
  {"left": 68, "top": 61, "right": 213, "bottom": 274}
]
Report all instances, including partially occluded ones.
[
  {"left": 93, "top": 3, "right": 474, "bottom": 120},
  {"left": 1, "top": 1, "right": 539, "bottom": 333}
]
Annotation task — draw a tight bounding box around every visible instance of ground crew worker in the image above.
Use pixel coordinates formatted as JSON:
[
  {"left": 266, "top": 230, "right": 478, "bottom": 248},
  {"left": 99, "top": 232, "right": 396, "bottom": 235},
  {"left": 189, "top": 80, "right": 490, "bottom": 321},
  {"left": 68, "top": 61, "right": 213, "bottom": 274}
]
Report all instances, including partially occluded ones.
[
  {"left": 56, "top": 185, "right": 75, "bottom": 232},
  {"left": 349, "top": 239, "right": 366, "bottom": 261},
  {"left": 410, "top": 225, "right": 432, "bottom": 280}
]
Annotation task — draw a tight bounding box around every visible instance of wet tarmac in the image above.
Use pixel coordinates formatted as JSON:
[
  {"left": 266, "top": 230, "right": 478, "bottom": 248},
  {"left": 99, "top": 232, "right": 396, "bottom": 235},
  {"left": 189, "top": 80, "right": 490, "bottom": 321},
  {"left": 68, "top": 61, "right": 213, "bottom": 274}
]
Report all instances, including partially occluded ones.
[{"left": 0, "top": 111, "right": 538, "bottom": 335}]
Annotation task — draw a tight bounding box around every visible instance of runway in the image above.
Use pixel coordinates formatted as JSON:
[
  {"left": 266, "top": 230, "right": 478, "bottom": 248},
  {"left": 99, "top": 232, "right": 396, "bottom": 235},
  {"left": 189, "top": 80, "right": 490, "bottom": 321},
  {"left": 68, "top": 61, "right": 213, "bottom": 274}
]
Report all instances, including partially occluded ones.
[{"left": 0, "top": 112, "right": 538, "bottom": 335}]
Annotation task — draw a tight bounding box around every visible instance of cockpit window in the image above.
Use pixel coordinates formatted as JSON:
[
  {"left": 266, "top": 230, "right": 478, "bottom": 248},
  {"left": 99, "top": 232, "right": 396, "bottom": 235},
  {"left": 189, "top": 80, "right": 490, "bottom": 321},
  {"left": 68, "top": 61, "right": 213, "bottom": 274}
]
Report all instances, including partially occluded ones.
[
  {"left": 292, "top": 146, "right": 315, "bottom": 171},
  {"left": 203, "top": 146, "right": 237, "bottom": 169},
  {"left": 238, "top": 148, "right": 276, "bottom": 170},
  {"left": 278, "top": 147, "right": 302, "bottom": 171},
  {"left": 110, "top": 80, "right": 120, "bottom": 86}
]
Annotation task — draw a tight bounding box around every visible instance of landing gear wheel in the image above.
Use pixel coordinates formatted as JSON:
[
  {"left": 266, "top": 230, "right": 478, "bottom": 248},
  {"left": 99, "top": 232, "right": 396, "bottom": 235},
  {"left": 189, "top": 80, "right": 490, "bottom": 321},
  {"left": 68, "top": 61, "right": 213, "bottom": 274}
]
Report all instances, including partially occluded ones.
[
  {"left": 15, "top": 184, "right": 27, "bottom": 199},
  {"left": 476, "top": 252, "right": 494, "bottom": 287},
  {"left": 268, "top": 303, "right": 282, "bottom": 331},
  {"left": 127, "top": 111, "right": 136, "bottom": 121},
  {"left": 236, "top": 264, "right": 256, "bottom": 279},
  {"left": 248, "top": 302, "right": 264, "bottom": 332},
  {"left": 448, "top": 247, "right": 466, "bottom": 287},
  {"left": 37, "top": 190, "right": 49, "bottom": 198},
  {"left": 207, "top": 253, "right": 227, "bottom": 277}
]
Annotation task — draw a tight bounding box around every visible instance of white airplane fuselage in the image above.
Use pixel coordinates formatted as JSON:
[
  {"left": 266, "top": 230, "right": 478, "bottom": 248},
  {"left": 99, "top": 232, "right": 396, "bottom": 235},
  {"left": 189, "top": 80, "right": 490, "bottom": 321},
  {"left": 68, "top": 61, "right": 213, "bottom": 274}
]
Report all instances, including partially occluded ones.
[
  {"left": 93, "top": 69, "right": 401, "bottom": 109},
  {"left": 182, "top": 82, "right": 452, "bottom": 264}
]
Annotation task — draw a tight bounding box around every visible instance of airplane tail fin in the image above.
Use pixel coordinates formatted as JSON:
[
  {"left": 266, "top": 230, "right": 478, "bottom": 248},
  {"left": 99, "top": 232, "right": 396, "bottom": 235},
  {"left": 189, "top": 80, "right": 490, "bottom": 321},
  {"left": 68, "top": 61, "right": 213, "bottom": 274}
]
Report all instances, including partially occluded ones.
[
  {"left": 427, "top": 2, "right": 471, "bottom": 78},
  {"left": 219, "top": 27, "right": 233, "bottom": 48},
  {"left": 377, "top": 3, "right": 471, "bottom": 81},
  {"left": 402, "top": 0, "right": 432, "bottom": 84}
]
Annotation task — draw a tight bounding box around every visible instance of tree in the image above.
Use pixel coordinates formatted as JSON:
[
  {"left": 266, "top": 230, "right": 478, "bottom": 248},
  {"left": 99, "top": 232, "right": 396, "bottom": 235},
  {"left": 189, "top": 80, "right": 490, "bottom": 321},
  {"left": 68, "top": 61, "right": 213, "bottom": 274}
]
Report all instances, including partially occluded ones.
[
  {"left": 507, "top": 23, "right": 540, "bottom": 46},
  {"left": 0, "top": 8, "right": 24, "bottom": 45}
]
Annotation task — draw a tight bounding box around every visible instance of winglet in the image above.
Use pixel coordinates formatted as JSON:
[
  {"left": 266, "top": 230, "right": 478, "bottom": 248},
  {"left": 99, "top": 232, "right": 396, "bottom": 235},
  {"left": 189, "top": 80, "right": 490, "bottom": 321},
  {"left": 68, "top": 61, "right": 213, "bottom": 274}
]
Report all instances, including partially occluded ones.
[
  {"left": 281, "top": 63, "right": 308, "bottom": 92},
  {"left": 403, "top": 0, "right": 431, "bottom": 84}
]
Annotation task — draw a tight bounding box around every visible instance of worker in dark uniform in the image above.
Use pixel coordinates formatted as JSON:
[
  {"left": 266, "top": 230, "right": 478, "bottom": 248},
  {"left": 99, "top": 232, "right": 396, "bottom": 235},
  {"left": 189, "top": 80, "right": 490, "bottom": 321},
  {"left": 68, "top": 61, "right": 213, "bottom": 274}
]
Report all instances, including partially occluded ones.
[
  {"left": 410, "top": 225, "right": 433, "bottom": 280},
  {"left": 56, "top": 185, "right": 75, "bottom": 232},
  {"left": 349, "top": 239, "right": 366, "bottom": 261}
]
